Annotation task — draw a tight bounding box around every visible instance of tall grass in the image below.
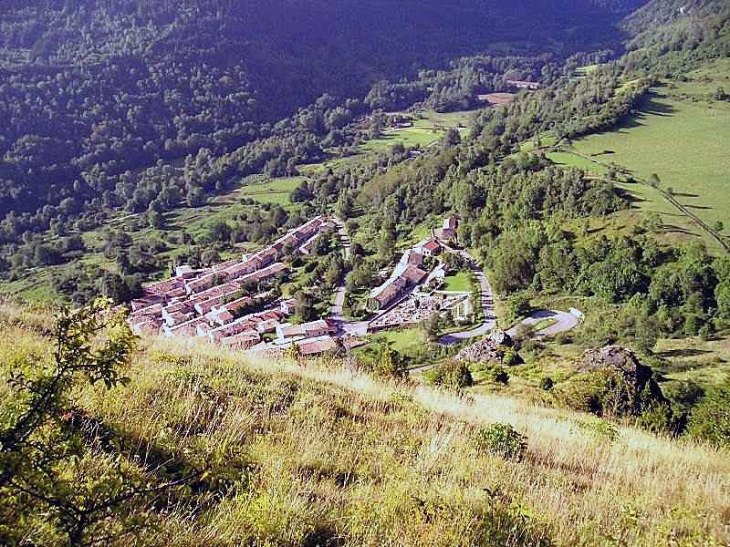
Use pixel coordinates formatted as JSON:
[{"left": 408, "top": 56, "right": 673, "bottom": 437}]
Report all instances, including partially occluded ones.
[{"left": 3, "top": 313, "right": 729, "bottom": 546}]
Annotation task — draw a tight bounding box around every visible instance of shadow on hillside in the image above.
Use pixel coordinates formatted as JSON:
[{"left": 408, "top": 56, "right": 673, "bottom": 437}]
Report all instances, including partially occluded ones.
[
  {"left": 658, "top": 348, "right": 713, "bottom": 358},
  {"left": 671, "top": 192, "right": 700, "bottom": 198}
]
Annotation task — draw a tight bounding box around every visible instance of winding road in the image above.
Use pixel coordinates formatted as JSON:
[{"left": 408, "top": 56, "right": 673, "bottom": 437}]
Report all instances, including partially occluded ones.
[
  {"left": 327, "top": 232, "right": 580, "bottom": 345},
  {"left": 506, "top": 309, "right": 580, "bottom": 339},
  {"left": 438, "top": 252, "right": 497, "bottom": 345},
  {"left": 330, "top": 217, "right": 351, "bottom": 326}
]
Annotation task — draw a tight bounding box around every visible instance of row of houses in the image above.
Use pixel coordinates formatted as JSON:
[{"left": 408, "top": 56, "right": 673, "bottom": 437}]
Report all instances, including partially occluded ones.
[{"left": 127, "top": 216, "right": 333, "bottom": 353}]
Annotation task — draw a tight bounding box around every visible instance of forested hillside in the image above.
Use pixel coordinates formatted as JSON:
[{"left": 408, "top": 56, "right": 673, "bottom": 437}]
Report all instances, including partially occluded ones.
[{"left": 0, "top": 0, "right": 636, "bottom": 227}]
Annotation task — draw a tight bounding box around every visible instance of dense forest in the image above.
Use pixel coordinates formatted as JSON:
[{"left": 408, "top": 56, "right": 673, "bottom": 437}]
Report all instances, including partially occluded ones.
[{"left": 0, "top": 0, "right": 640, "bottom": 251}]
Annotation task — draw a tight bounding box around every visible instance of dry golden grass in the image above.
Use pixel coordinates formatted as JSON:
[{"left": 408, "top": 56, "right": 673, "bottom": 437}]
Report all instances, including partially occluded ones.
[
  {"left": 91, "top": 336, "right": 730, "bottom": 546},
  {"left": 3, "top": 311, "right": 729, "bottom": 546}
]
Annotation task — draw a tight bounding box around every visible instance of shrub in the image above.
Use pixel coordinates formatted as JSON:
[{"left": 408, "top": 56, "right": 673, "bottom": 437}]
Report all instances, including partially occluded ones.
[
  {"left": 540, "top": 376, "right": 554, "bottom": 391},
  {"left": 688, "top": 380, "right": 730, "bottom": 449},
  {"left": 637, "top": 402, "right": 673, "bottom": 434},
  {"left": 502, "top": 348, "right": 521, "bottom": 366},
  {"left": 475, "top": 423, "right": 528, "bottom": 461},
  {"left": 425, "top": 360, "right": 473, "bottom": 391},
  {"left": 489, "top": 366, "right": 510, "bottom": 385},
  {"left": 577, "top": 417, "right": 619, "bottom": 442}
]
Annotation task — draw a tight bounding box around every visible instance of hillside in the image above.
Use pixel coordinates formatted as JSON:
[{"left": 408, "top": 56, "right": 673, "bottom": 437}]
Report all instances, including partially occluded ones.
[
  {"left": 1, "top": 302, "right": 728, "bottom": 546},
  {"left": 0, "top": 0, "right": 638, "bottom": 214}
]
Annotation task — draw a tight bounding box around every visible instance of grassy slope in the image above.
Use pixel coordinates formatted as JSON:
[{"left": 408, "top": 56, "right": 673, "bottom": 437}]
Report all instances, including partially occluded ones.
[
  {"left": 564, "top": 59, "right": 730, "bottom": 251},
  {"left": 2, "top": 306, "right": 728, "bottom": 546},
  {"left": 361, "top": 110, "right": 477, "bottom": 153}
]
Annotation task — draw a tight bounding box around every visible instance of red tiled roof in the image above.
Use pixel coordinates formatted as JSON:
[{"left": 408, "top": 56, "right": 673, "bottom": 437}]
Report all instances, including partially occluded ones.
[
  {"left": 423, "top": 239, "right": 441, "bottom": 251},
  {"left": 297, "top": 336, "right": 338, "bottom": 356}
]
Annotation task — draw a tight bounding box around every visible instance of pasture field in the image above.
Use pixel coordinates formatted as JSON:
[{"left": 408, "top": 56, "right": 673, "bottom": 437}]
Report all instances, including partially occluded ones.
[
  {"left": 546, "top": 151, "right": 608, "bottom": 174},
  {"left": 368, "top": 327, "right": 427, "bottom": 355},
  {"left": 236, "top": 176, "right": 303, "bottom": 205},
  {"left": 568, "top": 59, "right": 730, "bottom": 236},
  {"left": 361, "top": 109, "right": 478, "bottom": 153}
]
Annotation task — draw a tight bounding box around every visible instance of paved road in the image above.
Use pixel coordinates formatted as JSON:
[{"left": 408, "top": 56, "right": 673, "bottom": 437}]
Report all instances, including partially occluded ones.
[
  {"left": 438, "top": 249, "right": 497, "bottom": 345},
  {"left": 506, "top": 309, "right": 580, "bottom": 339},
  {"left": 330, "top": 217, "right": 351, "bottom": 322}
]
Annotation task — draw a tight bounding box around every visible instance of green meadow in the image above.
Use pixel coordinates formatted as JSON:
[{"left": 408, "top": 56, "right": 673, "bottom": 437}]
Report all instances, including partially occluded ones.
[
  {"left": 442, "top": 271, "right": 473, "bottom": 293},
  {"left": 361, "top": 109, "right": 478, "bottom": 153},
  {"left": 569, "top": 60, "right": 730, "bottom": 236},
  {"left": 236, "top": 176, "right": 303, "bottom": 205}
]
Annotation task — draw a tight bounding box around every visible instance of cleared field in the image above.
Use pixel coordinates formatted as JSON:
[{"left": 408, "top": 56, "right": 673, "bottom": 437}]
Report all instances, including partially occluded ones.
[
  {"left": 236, "top": 176, "right": 303, "bottom": 205},
  {"left": 654, "top": 335, "right": 730, "bottom": 387},
  {"left": 546, "top": 151, "right": 608, "bottom": 174},
  {"left": 362, "top": 109, "right": 478, "bottom": 153},
  {"left": 370, "top": 327, "right": 427, "bottom": 355},
  {"left": 442, "top": 271, "right": 473, "bottom": 292},
  {"left": 569, "top": 60, "right": 730, "bottom": 238}
]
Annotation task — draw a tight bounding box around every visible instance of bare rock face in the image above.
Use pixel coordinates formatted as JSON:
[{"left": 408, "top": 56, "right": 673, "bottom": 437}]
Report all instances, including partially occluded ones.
[
  {"left": 582, "top": 346, "right": 651, "bottom": 386},
  {"left": 456, "top": 337, "right": 522, "bottom": 365},
  {"left": 489, "top": 329, "right": 513, "bottom": 347},
  {"left": 456, "top": 338, "right": 504, "bottom": 364}
]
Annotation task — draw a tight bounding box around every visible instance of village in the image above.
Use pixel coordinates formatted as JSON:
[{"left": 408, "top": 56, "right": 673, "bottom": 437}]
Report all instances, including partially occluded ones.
[{"left": 126, "top": 215, "right": 489, "bottom": 357}]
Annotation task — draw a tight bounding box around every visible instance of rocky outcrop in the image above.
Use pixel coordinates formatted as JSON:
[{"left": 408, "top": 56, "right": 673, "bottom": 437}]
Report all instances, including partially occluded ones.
[
  {"left": 456, "top": 338, "right": 504, "bottom": 364},
  {"left": 456, "top": 337, "right": 521, "bottom": 365},
  {"left": 577, "top": 345, "right": 669, "bottom": 416},
  {"left": 489, "top": 329, "right": 513, "bottom": 347}
]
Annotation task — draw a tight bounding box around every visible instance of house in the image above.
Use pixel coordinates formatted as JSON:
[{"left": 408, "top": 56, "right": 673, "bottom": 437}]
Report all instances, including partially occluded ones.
[
  {"left": 128, "top": 302, "right": 163, "bottom": 325},
  {"left": 367, "top": 277, "right": 408, "bottom": 311},
  {"left": 298, "top": 233, "right": 321, "bottom": 255},
  {"left": 404, "top": 249, "right": 424, "bottom": 268},
  {"left": 296, "top": 335, "right": 339, "bottom": 357},
  {"left": 237, "top": 262, "right": 287, "bottom": 286},
  {"left": 220, "top": 330, "right": 261, "bottom": 350},
  {"left": 435, "top": 216, "right": 458, "bottom": 242},
  {"left": 212, "top": 259, "right": 240, "bottom": 272},
  {"left": 144, "top": 277, "right": 185, "bottom": 298},
  {"left": 175, "top": 265, "right": 208, "bottom": 279},
  {"left": 194, "top": 292, "right": 237, "bottom": 316},
  {"left": 221, "top": 258, "right": 261, "bottom": 280},
  {"left": 196, "top": 322, "right": 214, "bottom": 337},
  {"left": 130, "top": 297, "right": 163, "bottom": 313},
  {"left": 131, "top": 319, "right": 159, "bottom": 336},
  {"left": 190, "top": 281, "right": 241, "bottom": 306},
  {"left": 507, "top": 79, "right": 541, "bottom": 90},
  {"left": 208, "top": 317, "right": 258, "bottom": 343},
  {"left": 400, "top": 265, "right": 428, "bottom": 286},
  {"left": 276, "top": 319, "right": 335, "bottom": 341},
  {"left": 419, "top": 238, "right": 442, "bottom": 257},
  {"left": 256, "top": 318, "right": 280, "bottom": 334},
  {"left": 220, "top": 295, "right": 252, "bottom": 315},
  {"left": 280, "top": 298, "right": 298, "bottom": 315},
  {"left": 185, "top": 272, "right": 224, "bottom": 295},
  {"left": 206, "top": 309, "right": 234, "bottom": 327},
  {"left": 163, "top": 316, "right": 209, "bottom": 338}
]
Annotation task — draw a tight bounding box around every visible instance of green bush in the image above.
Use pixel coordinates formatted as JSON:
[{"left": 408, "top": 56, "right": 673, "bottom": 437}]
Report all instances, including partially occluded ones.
[
  {"left": 490, "top": 366, "right": 510, "bottom": 385},
  {"left": 688, "top": 380, "right": 730, "bottom": 449},
  {"left": 540, "top": 376, "right": 554, "bottom": 391},
  {"left": 475, "top": 423, "right": 528, "bottom": 461},
  {"left": 425, "top": 361, "right": 473, "bottom": 391},
  {"left": 502, "top": 348, "right": 521, "bottom": 366},
  {"left": 636, "top": 402, "right": 673, "bottom": 434}
]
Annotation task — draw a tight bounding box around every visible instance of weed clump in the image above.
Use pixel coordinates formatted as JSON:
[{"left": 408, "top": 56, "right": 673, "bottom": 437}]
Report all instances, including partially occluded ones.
[{"left": 475, "top": 423, "right": 528, "bottom": 461}]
